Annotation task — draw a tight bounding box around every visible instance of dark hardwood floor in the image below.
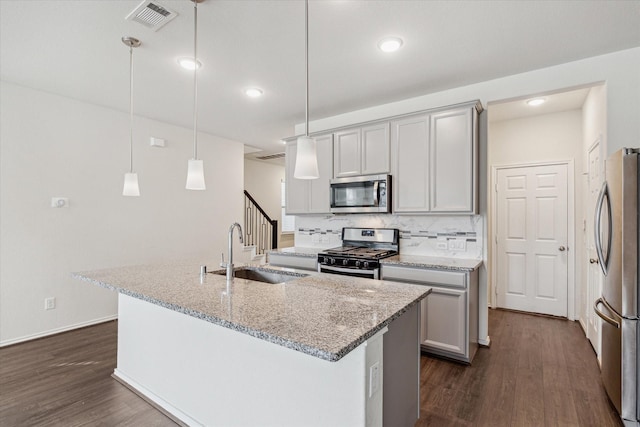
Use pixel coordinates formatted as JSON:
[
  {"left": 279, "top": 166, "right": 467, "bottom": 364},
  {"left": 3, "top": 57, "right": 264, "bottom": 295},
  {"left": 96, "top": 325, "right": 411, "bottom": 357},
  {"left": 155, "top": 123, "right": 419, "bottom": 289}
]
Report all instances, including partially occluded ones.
[
  {"left": 0, "top": 309, "right": 622, "bottom": 426},
  {"left": 418, "top": 309, "right": 622, "bottom": 427}
]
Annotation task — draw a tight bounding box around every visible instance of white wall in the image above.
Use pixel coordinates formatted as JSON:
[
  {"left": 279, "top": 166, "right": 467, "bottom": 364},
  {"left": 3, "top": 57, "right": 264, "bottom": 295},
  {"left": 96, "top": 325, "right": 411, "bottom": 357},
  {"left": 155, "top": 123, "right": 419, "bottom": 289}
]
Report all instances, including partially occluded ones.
[
  {"left": 244, "top": 159, "right": 285, "bottom": 247},
  {"left": 0, "top": 82, "right": 245, "bottom": 345},
  {"left": 488, "top": 110, "right": 584, "bottom": 318}
]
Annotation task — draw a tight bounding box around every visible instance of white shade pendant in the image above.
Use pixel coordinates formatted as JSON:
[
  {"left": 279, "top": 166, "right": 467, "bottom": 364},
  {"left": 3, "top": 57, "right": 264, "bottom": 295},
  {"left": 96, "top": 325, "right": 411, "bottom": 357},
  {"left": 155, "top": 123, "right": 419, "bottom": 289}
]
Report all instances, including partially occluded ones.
[
  {"left": 122, "top": 36, "right": 141, "bottom": 197},
  {"left": 294, "top": 135, "right": 319, "bottom": 179},
  {"left": 185, "top": 0, "right": 206, "bottom": 190},
  {"left": 123, "top": 172, "right": 141, "bottom": 196},
  {"left": 294, "top": 0, "right": 319, "bottom": 180},
  {"left": 186, "top": 159, "right": 206, "bottom": 190}
]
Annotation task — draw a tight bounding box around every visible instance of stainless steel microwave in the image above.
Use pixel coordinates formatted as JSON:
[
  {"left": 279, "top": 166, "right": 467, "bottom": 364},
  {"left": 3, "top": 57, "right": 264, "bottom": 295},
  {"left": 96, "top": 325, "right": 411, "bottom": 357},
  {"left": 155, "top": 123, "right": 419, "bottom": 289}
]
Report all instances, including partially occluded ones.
[{"left": 330, "top": 174, "right": 391, "bottom": 214}]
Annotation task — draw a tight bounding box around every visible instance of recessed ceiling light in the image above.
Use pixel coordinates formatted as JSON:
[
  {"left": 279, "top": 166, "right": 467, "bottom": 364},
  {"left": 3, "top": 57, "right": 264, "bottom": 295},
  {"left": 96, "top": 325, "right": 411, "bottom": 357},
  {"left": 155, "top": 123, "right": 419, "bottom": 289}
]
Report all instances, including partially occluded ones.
[
  {"left": 177, "top": 57, "right": 202, "bottom": 70},
  {"left": 245, "top": 88, "right": 264, "bottom": 98},
  {"left": 526, "top": 98, "right": 546, "bottom": 106},
  {"left": 377, "top": 37, "right": 403, "bottom": 53}
]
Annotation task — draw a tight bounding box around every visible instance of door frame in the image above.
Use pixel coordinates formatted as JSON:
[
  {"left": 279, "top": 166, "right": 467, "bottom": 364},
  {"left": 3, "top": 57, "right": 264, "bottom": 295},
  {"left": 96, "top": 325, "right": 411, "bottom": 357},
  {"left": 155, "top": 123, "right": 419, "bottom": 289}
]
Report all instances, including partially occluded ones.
[{"left": 491, "top": 159, "right": 576, "bottom": 320}]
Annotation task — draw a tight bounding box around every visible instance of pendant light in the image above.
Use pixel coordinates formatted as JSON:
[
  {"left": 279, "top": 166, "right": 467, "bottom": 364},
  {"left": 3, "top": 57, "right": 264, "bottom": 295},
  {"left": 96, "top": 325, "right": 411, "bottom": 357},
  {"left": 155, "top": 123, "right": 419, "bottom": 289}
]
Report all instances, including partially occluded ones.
[
  {"left": 186, "top": 0, "right": 206, "bottom": 190},
  {"left": 293, "top": 0, "right": 319, "bottom": 180},
  {"left": 122, "top": 36, "right": 141, "bottom": 197}
]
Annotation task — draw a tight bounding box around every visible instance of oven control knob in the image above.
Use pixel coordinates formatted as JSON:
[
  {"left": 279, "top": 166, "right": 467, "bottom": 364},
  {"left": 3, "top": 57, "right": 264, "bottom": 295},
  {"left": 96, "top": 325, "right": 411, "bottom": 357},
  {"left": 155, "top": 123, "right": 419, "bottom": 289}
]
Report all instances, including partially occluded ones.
[
  {"left": 342, "top": 259, "right": 348, "bottom": 266},
  {"left": 330, "top": 258, "right": 336, "bottom": 265},
  {"left": 320, "top": 257, "right": 327, "bottom": 264},
  {"left": 355, "top": 260, "right": 361, "bottom": 268},
  {"left": 363, "top": 261, "right": 369, "bottom": 269}
]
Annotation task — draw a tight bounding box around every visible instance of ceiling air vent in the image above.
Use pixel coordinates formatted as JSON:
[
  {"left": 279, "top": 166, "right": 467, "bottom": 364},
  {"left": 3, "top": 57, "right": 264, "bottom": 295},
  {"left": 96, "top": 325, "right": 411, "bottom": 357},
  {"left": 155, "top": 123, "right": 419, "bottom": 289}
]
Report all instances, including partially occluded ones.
[
  {"left": 256, "top": 153, "right": 286, "bottom": 161},
  {"left": 125, "top": 1, "right": 178, "bottom": 32}
]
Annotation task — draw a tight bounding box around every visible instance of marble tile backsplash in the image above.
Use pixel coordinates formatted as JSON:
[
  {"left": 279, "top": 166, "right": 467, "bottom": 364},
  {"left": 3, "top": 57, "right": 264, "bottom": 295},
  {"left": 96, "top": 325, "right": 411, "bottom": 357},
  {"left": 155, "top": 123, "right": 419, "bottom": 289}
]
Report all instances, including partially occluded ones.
[{"left": 295, "top": 214, "right": 483, "bottom": 259}]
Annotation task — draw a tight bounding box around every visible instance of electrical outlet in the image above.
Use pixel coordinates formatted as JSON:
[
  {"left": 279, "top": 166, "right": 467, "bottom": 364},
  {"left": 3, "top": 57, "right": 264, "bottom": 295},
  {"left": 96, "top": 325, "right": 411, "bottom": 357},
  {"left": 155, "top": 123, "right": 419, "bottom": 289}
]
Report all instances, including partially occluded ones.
[
  {"left": 44, "top": 297, "right": 56, "bottom": 310},
  {"left": 369, "top": 362, "right": 380, "bottom": 398},
  {"left": 448, "top": 239, "right": 467, "bottom": 251}
]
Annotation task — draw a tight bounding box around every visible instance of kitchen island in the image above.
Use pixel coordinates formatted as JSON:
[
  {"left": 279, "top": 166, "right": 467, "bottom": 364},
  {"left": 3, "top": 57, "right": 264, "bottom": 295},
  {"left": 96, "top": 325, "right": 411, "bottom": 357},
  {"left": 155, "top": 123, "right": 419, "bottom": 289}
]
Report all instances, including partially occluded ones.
[{"left": 73, "top": 262, "right": 430, "bottom": 427}]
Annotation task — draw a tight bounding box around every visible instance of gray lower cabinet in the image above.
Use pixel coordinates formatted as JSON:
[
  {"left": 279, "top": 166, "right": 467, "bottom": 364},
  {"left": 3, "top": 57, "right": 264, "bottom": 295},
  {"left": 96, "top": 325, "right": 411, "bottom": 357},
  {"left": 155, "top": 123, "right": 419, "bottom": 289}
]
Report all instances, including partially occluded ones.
[
  {"left": 381, "top": 264, "right": 479, "bottom": 363},
  {"left": 267, "top": 253, "right": 318, "bottom": 271}
]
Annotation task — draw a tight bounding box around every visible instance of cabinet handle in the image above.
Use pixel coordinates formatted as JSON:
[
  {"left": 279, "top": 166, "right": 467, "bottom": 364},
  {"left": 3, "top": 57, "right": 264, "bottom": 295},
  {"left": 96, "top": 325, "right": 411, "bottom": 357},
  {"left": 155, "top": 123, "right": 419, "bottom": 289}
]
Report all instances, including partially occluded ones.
[
  {"left": 589, "top": 258, "right": 599, "bottom": 264},
  {"left": 558, "top": 246, "right": 566, "bottom": 252}
]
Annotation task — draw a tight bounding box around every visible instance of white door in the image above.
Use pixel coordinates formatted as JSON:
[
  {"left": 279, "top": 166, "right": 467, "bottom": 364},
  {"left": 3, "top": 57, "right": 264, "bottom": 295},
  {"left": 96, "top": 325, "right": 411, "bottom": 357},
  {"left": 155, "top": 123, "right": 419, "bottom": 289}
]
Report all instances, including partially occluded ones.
[
  {"left": 586, "top": 140, "right": 604, "bottom": 355},
  {"left": 496, "top": 164, "right": 569, "bottom": 316}
]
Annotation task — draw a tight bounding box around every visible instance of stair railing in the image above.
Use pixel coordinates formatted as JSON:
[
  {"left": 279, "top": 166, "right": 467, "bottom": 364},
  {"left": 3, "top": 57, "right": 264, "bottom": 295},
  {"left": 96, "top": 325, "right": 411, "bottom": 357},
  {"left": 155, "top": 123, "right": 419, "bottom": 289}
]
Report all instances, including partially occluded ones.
[{"left": 244, "top": 190, "right": 278, "bottom": 255}]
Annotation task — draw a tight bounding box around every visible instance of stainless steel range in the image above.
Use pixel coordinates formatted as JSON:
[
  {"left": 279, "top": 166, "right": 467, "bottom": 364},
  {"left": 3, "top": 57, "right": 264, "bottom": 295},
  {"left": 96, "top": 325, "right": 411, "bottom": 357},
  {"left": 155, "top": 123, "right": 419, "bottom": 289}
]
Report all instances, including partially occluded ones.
[{"left": 317, "top": 228, "right": 399, "bottom": 279}]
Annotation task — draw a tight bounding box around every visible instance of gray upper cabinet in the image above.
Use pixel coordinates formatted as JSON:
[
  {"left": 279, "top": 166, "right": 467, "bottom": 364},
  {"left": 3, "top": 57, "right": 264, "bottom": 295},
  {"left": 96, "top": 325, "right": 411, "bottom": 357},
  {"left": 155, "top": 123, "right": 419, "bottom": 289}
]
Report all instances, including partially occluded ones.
[
  {"left": 391, "top": 102, "right": 479, "bottom": 214},
  {"left": 429, "top": 107, "right": 477, "bottom": 213},
  {"left": 285, "top": 100, "right": 480, "bottom": 215},
  {"left": 285, "top": 134, "right": 333, "bottom": 215},
  {"left": 390, "top": 114, "right": 430, "bottom": 212},
  {"left": 309, "top": 134, "right": 334, "bottom": 213},
  {"left": 334, "top": 123, "right": 390, "bottom": 178},
  {"left": 333, "top": 128, "right": 361, "bottom": 177}
]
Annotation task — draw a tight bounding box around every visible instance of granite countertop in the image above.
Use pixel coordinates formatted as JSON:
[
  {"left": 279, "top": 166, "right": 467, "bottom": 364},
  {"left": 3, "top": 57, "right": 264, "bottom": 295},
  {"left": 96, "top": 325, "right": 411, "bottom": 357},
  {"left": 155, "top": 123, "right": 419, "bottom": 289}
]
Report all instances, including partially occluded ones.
[
  {"left": 73, "top": 263, "right": 430, "bottom": 362},
  {"left": 381, "top": 254, "right": 482, "bottom": 271},
  {"left": 267, "top": 246, "right": 321, "bottom": 258}
]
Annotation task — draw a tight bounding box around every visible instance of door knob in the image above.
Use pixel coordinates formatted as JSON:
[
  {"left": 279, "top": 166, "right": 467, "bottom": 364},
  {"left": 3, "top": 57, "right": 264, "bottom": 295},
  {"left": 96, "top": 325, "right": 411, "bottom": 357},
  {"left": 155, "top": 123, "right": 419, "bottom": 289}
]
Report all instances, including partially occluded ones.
[
  {"left": 559, "top": 246, "right": 566, "bottom": 252},
  {"left": 590, "top": 258, "right": 599, "bottom": 264}
]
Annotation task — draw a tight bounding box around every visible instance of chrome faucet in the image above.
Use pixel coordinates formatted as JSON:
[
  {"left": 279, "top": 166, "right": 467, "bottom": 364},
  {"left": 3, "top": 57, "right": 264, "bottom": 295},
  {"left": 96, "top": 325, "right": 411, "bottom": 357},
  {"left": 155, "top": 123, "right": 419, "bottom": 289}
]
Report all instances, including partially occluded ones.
[{"left": 221, "top": 222, "right": 243, "bottom": 282}]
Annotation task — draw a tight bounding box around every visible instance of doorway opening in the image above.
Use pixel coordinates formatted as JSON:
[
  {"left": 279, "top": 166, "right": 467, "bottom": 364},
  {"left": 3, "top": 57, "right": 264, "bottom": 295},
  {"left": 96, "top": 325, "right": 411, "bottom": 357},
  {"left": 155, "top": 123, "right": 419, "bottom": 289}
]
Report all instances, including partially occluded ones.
[{"left": 486, "top": 83, "right": 607, "bottom": 349}]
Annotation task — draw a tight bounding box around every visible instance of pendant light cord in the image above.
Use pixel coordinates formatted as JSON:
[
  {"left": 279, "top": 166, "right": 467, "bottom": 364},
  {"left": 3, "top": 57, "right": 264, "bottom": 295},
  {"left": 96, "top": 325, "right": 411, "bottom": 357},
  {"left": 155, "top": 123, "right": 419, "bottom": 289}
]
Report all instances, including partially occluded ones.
[
  {"left": 129, "top": 44, "right": 134, "bottom": 174},
  {"left": 193, "top": 0, "right": 199, "bottom": 160},
  {"left": 304, "top": 0, "right": 309, "bottom": 137}
]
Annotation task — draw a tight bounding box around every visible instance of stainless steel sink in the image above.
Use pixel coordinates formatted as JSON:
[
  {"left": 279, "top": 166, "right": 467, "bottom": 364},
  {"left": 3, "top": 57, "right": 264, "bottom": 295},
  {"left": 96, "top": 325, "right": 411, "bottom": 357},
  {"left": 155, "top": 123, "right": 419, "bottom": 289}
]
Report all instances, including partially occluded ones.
[{"left": 211, "top": 267, "right": 307, "bottom": 284}]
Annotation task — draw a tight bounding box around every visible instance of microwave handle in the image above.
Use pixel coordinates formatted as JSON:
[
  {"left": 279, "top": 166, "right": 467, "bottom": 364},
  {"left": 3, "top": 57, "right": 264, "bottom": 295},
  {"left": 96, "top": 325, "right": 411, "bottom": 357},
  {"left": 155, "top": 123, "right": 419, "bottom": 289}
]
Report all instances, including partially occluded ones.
[{"left": 373, "top": 180, "right": 379, "bottom": 207}]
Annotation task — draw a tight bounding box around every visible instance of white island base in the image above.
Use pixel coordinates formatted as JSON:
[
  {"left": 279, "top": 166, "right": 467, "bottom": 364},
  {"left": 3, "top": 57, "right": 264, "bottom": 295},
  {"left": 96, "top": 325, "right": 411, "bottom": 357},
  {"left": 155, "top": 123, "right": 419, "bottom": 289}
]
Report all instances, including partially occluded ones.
[{"left": 114, "top": 294, "right": 420, "bottom": 427}]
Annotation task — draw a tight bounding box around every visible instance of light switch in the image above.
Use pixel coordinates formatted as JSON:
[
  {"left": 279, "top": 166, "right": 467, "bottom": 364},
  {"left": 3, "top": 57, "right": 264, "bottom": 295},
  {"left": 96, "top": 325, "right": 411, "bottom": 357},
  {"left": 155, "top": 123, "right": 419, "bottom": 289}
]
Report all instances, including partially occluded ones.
[
  {"left": 150, "top": 137, "right": 165, "bottom": 147},
  {"left": 51, "top": 197, "right": 69, "bottom": 208}
]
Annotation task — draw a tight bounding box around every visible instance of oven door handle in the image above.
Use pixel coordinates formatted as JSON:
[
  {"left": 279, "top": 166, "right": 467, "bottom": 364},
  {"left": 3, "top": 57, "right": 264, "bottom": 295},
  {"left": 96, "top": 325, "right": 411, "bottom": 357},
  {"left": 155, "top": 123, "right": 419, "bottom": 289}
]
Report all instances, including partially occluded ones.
[{"left": 319, "top": 264, "right": 378, "bottom": 278}]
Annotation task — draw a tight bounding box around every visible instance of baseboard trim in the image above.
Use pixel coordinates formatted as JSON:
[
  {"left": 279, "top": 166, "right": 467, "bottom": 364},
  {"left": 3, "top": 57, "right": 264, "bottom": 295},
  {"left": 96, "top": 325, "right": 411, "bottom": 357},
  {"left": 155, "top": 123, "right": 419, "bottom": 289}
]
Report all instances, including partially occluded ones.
[
  {"left": 0, "top": 314, "right": 118, "bottom": 347},
  {"left": 479, "top": 336, "right": 491, "bottom": 347},
  {"left": 112, "top": 370, "right": 198, "bottom": 427}
]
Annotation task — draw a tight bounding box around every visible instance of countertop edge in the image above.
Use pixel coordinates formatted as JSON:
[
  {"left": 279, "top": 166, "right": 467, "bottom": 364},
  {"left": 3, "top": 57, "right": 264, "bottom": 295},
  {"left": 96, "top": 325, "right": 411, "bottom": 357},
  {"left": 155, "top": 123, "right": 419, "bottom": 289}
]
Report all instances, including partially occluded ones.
[
  {"left": 72, "top": 272, "right": 430, "bottom": 362},
  {"left": 380, "top": 258, "right": 482, "bottom": 272},
  {"left": 266, "top": 248, "right": 319, "bottom": 258}
]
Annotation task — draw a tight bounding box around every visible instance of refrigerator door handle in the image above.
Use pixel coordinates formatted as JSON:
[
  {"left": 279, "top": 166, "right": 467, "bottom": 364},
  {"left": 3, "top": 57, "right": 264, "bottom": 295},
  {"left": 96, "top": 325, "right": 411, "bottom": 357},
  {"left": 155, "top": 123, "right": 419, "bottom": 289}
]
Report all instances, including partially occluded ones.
[
  {"left": 593, "top": 297, "right": 621, "bottom": 328},
  {"left": 594, "top": 181, "right": 612, "bottom": 276}
]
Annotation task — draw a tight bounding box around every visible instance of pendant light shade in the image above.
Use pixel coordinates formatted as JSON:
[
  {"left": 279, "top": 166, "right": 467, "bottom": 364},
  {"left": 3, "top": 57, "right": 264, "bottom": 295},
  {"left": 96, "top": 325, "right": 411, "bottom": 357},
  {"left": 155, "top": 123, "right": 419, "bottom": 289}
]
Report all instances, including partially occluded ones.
[
  {"left": 123, "top": 172, "right": 141, "bottom": 196},
  {"left": 185, "top": 0, "right": 206, "bottom": 190},
  {"left": 294, "top": 0, "right": 319, "bottom": 180},
  {"left": 294, "top": 135, "right": 319, "bottom": 179},
  {"left": 186, "top": 159, "right": 206, "bottom": 190},
  {"left": 122, "top": 36, "right": 141, "bottom": 196}
]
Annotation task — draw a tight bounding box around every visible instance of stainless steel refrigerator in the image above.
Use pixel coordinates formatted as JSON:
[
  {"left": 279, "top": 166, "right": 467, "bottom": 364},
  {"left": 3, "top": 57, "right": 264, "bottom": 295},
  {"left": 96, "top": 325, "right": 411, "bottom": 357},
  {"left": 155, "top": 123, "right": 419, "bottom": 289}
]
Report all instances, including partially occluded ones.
[{"left": 594, "top": 147, "right": 639, "bottom": 426}]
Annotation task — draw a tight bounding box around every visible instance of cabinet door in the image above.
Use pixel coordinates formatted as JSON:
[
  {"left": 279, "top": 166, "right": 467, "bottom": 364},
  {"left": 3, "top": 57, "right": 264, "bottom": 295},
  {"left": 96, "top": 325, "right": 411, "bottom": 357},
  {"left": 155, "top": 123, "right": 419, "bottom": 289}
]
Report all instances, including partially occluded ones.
[
  {"left": 390, "top": 114, "right": 430, "bottom": 212},
  {"left": 333, "top": 128, "right": 361, "bottom": 178},
  {"left": 429, "top": 107, "right": 475, "bottom": 213},
  {"left": 361, "top": 123, "right": 390, "bottom": 175},
  {"left": 285, "top": 142, "right": 309, "bottom": 214},
  {"left": 422, "top": 287, "right": 466, "bottom": 358},
  {"left": 309, "top": 134, "right": 333, "bottom": 213}
]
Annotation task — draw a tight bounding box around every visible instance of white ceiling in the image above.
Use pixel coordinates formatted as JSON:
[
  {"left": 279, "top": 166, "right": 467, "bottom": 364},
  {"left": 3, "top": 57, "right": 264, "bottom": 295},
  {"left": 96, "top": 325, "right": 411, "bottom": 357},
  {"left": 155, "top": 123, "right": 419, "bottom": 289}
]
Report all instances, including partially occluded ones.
[
  {"left": 488, "top": 86, "right": 592, "bottom": 122},
  {"left": 1, "top": 1, "right": 639, "bottom": 157}
]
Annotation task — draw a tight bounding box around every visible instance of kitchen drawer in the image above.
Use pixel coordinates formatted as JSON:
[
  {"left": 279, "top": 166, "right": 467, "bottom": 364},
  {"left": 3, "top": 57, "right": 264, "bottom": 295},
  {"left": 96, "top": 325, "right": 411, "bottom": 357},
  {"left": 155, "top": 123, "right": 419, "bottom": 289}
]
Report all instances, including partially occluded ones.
[
  {"left": 267, "top": 253, "right": 318, "bottom": 271},
  {"left": 381, "top": 265, "right": 466, "bottom": 289}
]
